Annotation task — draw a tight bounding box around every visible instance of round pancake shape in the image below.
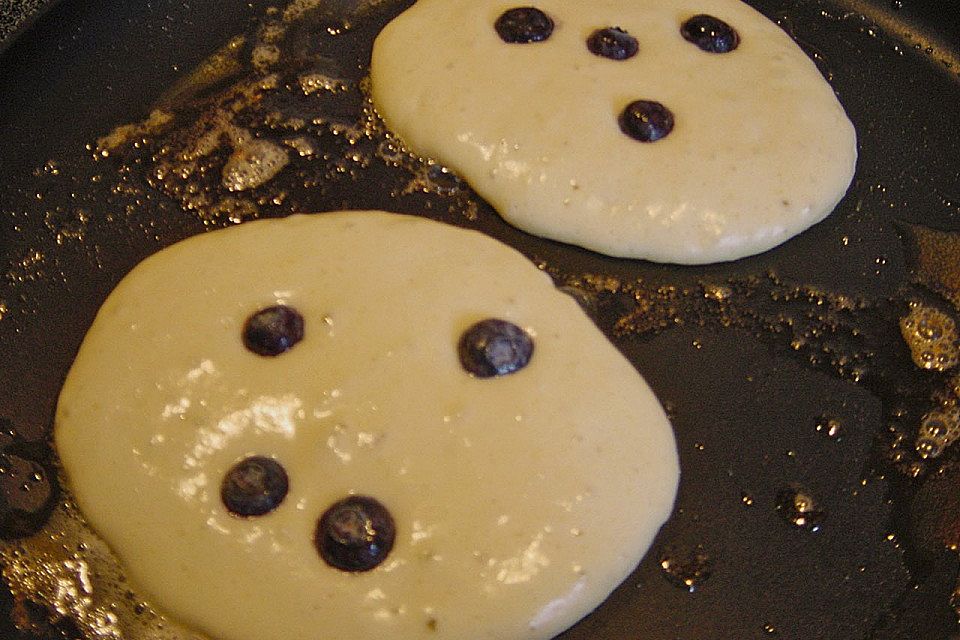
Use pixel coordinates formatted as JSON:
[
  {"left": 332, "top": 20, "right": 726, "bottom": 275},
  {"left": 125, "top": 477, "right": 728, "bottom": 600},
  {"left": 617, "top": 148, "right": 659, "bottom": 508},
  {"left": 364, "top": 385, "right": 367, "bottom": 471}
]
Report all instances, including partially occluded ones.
[
  {"left": 55, "top": 212, "right": 680, "bottom": 640},
  {"left": 370, "top": 0, "right": 858, "bottom": 264}
]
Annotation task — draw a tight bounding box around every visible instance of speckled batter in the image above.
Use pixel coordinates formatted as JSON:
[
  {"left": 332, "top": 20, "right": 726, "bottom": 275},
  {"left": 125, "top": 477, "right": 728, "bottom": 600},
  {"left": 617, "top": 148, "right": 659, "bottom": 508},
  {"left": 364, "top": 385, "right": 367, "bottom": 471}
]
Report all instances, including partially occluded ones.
[
  {"left": 371, "top": 0, "right": 857, "bottom": 264},
  {"left": 55, "top": 212, "right": 679, "bottom": 640}
]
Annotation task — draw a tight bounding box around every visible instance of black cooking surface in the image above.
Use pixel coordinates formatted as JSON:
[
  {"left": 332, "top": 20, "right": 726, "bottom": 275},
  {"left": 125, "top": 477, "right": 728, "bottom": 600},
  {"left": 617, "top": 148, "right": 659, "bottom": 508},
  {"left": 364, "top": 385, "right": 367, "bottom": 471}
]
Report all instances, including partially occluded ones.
[{"left": 0, "top": 0, "right": 958, "bottom": 639}]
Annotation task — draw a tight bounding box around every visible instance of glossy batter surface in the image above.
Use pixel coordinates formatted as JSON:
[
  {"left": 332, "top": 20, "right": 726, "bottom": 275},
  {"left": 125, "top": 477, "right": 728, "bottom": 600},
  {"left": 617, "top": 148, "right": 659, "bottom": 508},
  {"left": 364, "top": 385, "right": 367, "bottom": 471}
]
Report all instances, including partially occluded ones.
[
  {"left": 55, "top": 212, "right": 679, "bottom": 640},
  {"left": 370, "top": 0, "right": 857, "bottom": 264}
]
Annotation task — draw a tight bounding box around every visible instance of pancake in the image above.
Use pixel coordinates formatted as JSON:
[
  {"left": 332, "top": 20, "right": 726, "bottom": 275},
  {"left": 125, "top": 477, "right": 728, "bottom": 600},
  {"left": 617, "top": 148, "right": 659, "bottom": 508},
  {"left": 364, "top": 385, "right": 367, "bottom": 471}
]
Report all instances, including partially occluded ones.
[
  {"left": 55, "top": 211, "right": 679, "bottom": 640},
  {"left": 370, "top": 0, "right": 857, "bottom": 264}
]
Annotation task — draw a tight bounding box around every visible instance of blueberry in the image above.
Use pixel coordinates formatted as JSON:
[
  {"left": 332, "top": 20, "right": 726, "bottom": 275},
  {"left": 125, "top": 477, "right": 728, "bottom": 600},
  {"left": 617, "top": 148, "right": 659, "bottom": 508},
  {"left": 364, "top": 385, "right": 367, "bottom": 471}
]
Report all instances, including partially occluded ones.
[
  {"left": 619, "top": 100, "right": 675, "bottom": 143},
  {"left": 242, "top": 305, "right": 304, "bottom": 356},
  {"left": 316, "top": 496, "right": 396, "bottom": 572},
  {"left": 495, "top": 7, "right": 554, "bottom": 43},
  {"left": 680, "top": 14, "right": 740, "bottom": 53},
  {"left": 458, "top": 318, "right": 533, "bottom": 378},
  {"left": 586, "top": 27, "right": 639, "bottom": 60},
  {"left": 221, "top": 456, "right": 289, "bottom": 517}
]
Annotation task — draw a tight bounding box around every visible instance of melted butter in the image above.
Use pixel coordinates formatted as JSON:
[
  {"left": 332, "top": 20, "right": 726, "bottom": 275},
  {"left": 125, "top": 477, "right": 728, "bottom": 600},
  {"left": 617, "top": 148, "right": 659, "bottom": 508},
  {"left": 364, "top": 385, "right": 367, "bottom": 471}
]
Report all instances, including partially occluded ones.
[
  {"left": 908, "top": 224, "right": 960, "bottom": 311},
  {"left": 54, "top": 212, "right": 679, "bottom": 640},
  {"left": 899, "top": 303, "right": 959, "bottom": 372},
  {"left": 371, "top": 0, "right": 857, "bottom": 264},
  {"left": 222, "top": 139, "right": 290, "bottom": 191}
]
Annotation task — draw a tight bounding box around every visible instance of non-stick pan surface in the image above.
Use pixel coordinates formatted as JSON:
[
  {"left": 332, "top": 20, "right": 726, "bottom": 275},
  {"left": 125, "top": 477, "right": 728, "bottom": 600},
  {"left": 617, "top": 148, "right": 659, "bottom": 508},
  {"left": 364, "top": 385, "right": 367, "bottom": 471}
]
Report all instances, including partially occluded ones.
[{"left": 0, "top": 0, "right": 958, "bottom": 639}]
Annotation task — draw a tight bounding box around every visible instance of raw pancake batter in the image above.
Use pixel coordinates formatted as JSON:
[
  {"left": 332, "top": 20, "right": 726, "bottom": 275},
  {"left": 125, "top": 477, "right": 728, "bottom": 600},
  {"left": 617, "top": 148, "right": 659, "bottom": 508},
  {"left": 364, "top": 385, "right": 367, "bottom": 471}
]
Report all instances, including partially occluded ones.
[
  {"left": 56, "top": 212, "right": 679, "bottom": 640},
  {"left": 371, "top": 0, "right": 857, "bottom": 264}
]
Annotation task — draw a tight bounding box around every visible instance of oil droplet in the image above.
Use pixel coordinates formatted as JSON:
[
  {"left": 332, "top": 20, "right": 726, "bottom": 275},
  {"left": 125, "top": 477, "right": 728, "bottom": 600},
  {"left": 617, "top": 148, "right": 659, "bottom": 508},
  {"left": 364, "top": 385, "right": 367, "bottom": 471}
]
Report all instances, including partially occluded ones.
[
  {"left": 661, "top": 400, "right": 677, "bottom": 422},
  {"left": 702, "top": 283, "right": 733, "bottom": 302},
  {"left": 44, "top": 207, "right": 90, "bottom": 244},
  {"left": 763, "top": 623, "right": 778, "bottom": 635},
  {"left": 400, "top": 163, "right": 463, "bottom": 196},
  {"left": 376, "top": 139, "right": 406, "bottom": 164},
  {"left": 0, "top": 454, "right": 54, "bottom": 539},
  {"left": 899, "top": 304, "right": 959, "bottom": 372},
  {"left": 740, "top": 492, "right": 754, "bottom": 506},
  {"left": 201, "top": 197, "right": 260, "bottom": 226},
  {"left": 7, "top": 249, "right": 45, "bottom": 284},
  {"left": 950, "top": 582, "right": 960, "bottom": 622},
  {"left": 285, "top": 136, "right": 318, "bottom": 158},
  {"left": 815, "top": 415, "right": 842, "bottom": 439},
  {"left": 298, "top": 72, "right": 352, "bottom": 95},
  {"left": 914, "top": 407, "right": 960, "bottom": 459},
  {"left": 40, "top": 159, "right": 60, "bottom": 175},
  {"left": 658, "top": 544, "right": 713, "bottom": 592},
  {"left": 425, "top": 165, "right": 462, "bottom": 195},
  {"left": 775, "top": 487, "right": 823, "bottom": 532}
]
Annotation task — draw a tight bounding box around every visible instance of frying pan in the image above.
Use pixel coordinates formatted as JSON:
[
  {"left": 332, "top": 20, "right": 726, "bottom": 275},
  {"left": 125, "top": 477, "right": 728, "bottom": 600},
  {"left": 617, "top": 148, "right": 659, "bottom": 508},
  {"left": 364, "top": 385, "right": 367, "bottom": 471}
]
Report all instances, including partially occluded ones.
[{"left": 0, "top": 0, "right": 958, "bottom": 638}]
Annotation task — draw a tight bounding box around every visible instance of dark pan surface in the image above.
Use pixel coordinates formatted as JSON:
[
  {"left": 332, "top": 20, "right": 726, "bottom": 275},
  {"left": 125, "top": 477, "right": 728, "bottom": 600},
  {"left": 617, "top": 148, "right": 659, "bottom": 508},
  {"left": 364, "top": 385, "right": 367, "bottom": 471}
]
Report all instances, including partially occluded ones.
[{"left": 0, "top": 0, "right": 959, "bottom": 639}]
